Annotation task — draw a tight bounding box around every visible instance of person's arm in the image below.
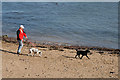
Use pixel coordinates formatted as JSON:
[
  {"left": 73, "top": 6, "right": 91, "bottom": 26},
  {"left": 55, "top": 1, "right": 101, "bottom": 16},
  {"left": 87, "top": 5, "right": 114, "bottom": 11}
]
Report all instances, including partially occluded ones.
[{"left": 23, "top": 30, "right": 28, "bottom": 39}]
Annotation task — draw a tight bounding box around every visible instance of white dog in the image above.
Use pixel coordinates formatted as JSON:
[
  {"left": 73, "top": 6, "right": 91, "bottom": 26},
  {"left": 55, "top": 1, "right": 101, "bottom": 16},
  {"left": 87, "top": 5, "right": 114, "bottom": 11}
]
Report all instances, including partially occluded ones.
[{"left": 28, "top": 48, "right": 42, "bottom": 56}]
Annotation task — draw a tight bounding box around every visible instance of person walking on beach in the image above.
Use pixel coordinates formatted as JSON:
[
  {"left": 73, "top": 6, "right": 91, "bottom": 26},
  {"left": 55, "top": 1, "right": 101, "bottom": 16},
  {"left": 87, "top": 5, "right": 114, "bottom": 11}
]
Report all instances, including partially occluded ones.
[{"left": 16, "top": 25, "right": 27, "bottom": 55}]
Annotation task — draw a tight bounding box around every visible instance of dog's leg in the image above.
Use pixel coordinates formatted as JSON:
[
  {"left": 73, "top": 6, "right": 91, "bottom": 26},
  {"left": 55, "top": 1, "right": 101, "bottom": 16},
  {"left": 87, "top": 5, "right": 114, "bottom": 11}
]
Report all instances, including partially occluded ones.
[
  {"left": 75, "top": 55, "right": 77, "bottom": 58},
  {"left": 28, "top": 50, "right": 31, "bottom": 56},
  {"left": 80, "top": 55, "right": 83, "bottom": 59},
  {"left": 33, "top": 52, "right": 37, "bottom": 56},
  {"left": 39, "top": 52, "right": 42, "bottom": 56},
  {"left": 31, "top": 52, "right": 34, "bottom": 56},
  {"left": 28, "top": 49, "right": 32, "bottom": 56},
  {"left": 30, "top": 49, "right": 34, "bottom": 56},
  {"left": 78, "top": 55, "right": 81, "bottom": 59},
  {"left": 28, "top": 53, "right": 31, "bottom": 56},
  {"left": 36, "top": 52, "right": 38, "bottom": 56},
  {"left": 86, "top": 55, "right": 90, "bottom": 59}
]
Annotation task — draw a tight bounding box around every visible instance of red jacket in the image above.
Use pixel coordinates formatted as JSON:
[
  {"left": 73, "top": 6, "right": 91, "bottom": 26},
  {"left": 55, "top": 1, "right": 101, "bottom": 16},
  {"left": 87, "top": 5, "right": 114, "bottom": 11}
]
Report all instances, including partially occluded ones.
[{"left": 17, "top": 29, "right": 27, "bottom": 40}]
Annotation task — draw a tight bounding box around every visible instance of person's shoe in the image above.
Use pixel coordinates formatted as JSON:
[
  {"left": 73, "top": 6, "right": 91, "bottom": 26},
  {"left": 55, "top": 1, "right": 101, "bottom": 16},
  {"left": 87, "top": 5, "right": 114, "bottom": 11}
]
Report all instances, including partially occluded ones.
[
  {"left": 19, "top": 53, "right": 22, "bottom": 55},
  {"left": 17, "top": 52, "right": 20, "bottom": 56}
]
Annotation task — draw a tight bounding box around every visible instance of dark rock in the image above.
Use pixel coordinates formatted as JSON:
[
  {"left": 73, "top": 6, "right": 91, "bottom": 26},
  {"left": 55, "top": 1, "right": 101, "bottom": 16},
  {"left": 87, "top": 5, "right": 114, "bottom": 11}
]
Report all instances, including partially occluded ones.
[
  {"left": 49, "top": 46, "right": 59, "bottom": 50},
  {"left": 59, "top": 49, "right": 64, "bottom": 51},
  {"left": 36, "top": 46, "right": 47, "bottom": 48},
  {"left": 98, "top": 51, "right": 104, "bottom": 53},
  {"left": 36, "top": 74, "right": 39, "bottom": 76},
  {"left": 110, "top": 72, "right": 115, "bottom": 74},
  {"left": 25, "top": 68, "right": 27, "bottom": 70},
  {"left": 44, "top": 56, "right": 47, "bottom": 58}
]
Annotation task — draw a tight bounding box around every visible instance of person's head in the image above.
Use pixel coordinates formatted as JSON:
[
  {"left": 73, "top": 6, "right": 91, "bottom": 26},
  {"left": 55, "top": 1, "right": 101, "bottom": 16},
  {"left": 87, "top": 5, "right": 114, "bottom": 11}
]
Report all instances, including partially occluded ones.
[{"left": 19, "top": 25, "right": 24, "bottom": 30}]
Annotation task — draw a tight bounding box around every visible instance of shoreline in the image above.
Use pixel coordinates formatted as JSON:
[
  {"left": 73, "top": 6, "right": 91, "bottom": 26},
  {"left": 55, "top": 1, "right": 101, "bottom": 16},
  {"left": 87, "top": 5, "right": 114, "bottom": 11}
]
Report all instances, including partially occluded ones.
[{"left": 1, "top": 35, "right": 120, "bottom": 52}]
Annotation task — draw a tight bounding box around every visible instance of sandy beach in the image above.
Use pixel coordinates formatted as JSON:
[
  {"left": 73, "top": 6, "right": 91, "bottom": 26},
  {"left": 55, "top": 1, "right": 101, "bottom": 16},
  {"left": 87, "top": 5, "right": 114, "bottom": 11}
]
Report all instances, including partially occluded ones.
[
  {"left": 2, "top": 2, "right": 119, "bottom": 79},
  {"left": 1, "top": 37, "right": 119, "bottom": 78}
]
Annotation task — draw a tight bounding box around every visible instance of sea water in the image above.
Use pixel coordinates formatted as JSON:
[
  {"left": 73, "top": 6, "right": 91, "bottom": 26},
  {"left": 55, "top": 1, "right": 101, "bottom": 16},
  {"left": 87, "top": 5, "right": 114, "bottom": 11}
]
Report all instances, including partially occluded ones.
[{"left": 2, "top": 2, "right": 118, "bottom": 49}]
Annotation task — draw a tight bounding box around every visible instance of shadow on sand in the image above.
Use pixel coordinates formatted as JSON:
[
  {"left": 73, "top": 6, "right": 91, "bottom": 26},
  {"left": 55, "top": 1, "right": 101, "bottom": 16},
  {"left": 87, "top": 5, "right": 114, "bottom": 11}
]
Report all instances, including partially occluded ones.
[
  {"left": 0, "top": 49, "right": 28, "bottom": 56},
  {"left": 62, "top": 55, "right": 75, "bottom": 59}
]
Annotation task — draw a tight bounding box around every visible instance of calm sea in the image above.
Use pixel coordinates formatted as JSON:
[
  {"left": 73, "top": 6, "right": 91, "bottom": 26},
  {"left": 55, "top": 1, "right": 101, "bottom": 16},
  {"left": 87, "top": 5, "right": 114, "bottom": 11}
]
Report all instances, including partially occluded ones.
[{"left": 2, "top": 2, "right": 118, "bottom": 49}]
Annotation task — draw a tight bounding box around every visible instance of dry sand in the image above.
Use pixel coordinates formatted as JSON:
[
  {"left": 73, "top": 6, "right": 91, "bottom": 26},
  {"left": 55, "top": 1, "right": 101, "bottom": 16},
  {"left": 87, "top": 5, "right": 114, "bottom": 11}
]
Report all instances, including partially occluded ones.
[{"left": 1, "top": 41, "right": 118, "bottom": 78}]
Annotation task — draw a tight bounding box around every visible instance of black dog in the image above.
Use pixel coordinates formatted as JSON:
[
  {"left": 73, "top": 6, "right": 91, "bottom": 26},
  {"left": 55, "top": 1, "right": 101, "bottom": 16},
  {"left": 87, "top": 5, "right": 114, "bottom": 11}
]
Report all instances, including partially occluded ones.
[{"left": 75, "top": 49, "right": 90, "bottom": 59}]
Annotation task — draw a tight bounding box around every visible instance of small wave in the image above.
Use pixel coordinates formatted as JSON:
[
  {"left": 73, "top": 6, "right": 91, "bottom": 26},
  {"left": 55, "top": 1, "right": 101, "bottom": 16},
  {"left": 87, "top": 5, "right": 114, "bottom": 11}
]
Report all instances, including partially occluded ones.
[
  {"left": 5, "top": 10, "right": 24, "bottom": 15},
  {"left": 11, "top": 10, "right": 24, "bottom": 13},
  {"left": 5, "top": 16, "right": 23, "bottom": 19}
]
